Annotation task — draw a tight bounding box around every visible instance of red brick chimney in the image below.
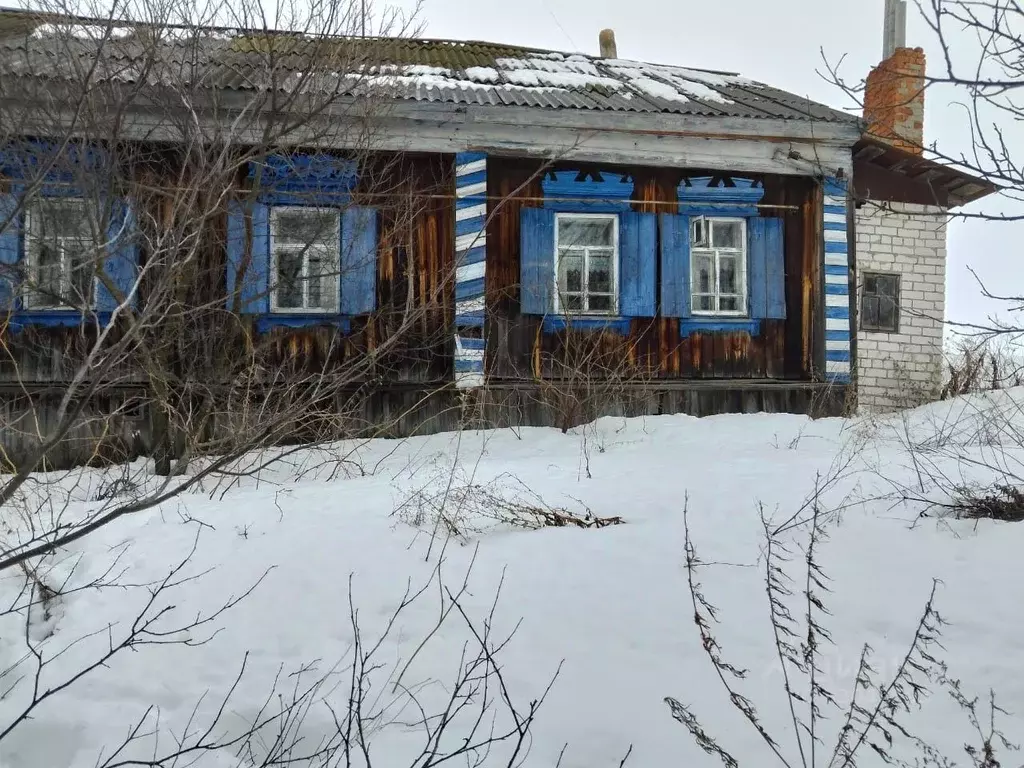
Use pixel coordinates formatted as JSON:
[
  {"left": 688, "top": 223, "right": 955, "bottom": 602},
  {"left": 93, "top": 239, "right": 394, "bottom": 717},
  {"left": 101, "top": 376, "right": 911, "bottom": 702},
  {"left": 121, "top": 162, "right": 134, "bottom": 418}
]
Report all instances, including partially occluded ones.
[{"left": 864, "top": 47, "right": 926, "bottom": 155}]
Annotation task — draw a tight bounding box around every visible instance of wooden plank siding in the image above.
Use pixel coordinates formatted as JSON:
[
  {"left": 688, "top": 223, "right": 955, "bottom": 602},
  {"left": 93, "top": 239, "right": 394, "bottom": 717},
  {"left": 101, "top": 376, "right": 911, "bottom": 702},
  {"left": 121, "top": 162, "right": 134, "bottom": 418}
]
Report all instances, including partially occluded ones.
[{"left": 483, "top": 157, "right": 822, "bottom": 385}]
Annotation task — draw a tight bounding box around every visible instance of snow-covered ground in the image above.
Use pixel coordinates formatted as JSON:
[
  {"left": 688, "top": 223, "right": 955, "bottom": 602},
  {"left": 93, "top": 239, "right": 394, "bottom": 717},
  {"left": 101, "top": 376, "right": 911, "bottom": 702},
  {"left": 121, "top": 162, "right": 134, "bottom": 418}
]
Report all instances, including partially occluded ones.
[{"left": 2, "top": 390, "right": 1023, "bottom": 767}]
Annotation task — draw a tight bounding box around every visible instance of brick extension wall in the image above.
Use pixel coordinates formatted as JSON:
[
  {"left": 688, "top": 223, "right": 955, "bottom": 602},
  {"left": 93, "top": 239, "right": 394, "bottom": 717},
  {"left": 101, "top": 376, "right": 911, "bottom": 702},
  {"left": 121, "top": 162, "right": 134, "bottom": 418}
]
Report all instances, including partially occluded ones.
[
  {"left": 855, "top": 202, "right": 947, "bottom": 411},
  {"left": 864, "top": 47, "right": 926, "bottom": 155}
]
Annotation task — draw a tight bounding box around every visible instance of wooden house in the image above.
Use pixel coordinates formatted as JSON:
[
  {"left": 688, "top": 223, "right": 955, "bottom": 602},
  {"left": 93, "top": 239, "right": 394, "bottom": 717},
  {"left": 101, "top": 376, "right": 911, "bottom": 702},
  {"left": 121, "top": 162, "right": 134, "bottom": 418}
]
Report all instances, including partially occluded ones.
[{"left": 0, "top": 8, "right": 997, "bottom": 468}]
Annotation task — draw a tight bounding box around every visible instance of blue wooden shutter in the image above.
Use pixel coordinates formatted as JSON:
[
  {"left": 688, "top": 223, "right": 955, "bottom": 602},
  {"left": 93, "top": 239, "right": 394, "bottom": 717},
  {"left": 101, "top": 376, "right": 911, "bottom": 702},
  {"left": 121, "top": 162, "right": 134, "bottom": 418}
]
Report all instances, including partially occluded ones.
[
  {"left": 0, "top": 194, "right": 21, "bottom": 311},
  {"left": 619, "top": 211, "right": 657, "bottom": 317},
  {"left": 748, "top": 217, "right": 786, "bottom": 319},
  {"left": 520, "top": 207, "right": 555, "bottom": 315},
  {"left": 226, "top": 200, "right": 269, "bottom": 314},
  {"left": 341, "top": 205, "right": 377, "bottom": 315},
  {"left": 96, "top": 198, "right": 139, "bottom": 312},
  {"left": 659, "top": 213, "right": 690, "bottom": 318}
]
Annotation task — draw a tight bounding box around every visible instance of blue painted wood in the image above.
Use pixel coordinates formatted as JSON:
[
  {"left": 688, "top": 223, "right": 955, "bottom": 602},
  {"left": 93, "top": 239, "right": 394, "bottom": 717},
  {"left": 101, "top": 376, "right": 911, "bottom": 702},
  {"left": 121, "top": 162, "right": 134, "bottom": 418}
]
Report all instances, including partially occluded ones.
[
  {"left": 456, "top": 314, "right": 485, "bottom": 327},
  {"left": 0, "top": 193, "right": 21, "bottom": 311},
  {"left": 0, "top": 141, "right": 108, "bottom": 185},
  {"left": 543, "top": 315, "right": 632, "bottom": 334},
  {"left": 455, "top": 277, "right": 486, "bottom": 301},
  {"left": 97, "top": 198, "right": 139, "bottom": 312},
  {"left": 341, "top": 206, "right": 377, "bottom": 315},
  {"left": 824, "top": 205, "right": 847, "bottom": 216},
  {"left": 455, "top": 169, "right": 487, "bottom": 189},
  {"left": 826, "top": 348, "right": 852, "bottom": 362},
  {"left": 455, "top": 151, "right": 487, "bottom": 165},
  {"left": 825, "top": 241, "right": 848, "bottom": 254},
  {"left": 455, "top": 358, "right": 485, "bottom": 373},
  {"left": 458, "top": 247, "right": 486, "bottom": 267},
  {"left": 824, "top": 177, "right": 848, "bottom": 197},
  {"left": 520, "top": 207, "right": 555, "bottom": 315},
  {"left": 455, "top": 216, "right": 487, "bottom": 238},
  {"left": 824, "top": 283, "right": 849, "bottom": 295},
  {"left": 254, "top": 315, "right": 351, "bottom": 334},
  {"left": 826, "top": 329, "right": 850, "bottom": 341},
  {"left": 226, "top": 201, "right": 270, "bottom": 314},
  {"left": 250, "top": 153, "right": 357, "bottom": 193},
  {"left": 658, "top": 213, "right": 690, "bottom": 318},
  {"left": 6, "top": 311, "right": 114, "bottom": 331},
  {"left": 680, "top": 319, "right": 761, "bottom": 338},
  {"left": 678, "top": 176, "right": 765, "bottom": 212},
  {"left": 825, "top": 305, "right": 850, "bottom": 319},
  {"left": 824, "top": 264, "right": 848, "bottom": 277},
  {"left": 619, "top": 211, "right": 657, "bottom": 318},
  {"left": 542, "top": 170, "right": 632, "bottom": 201},
  {"left": 748, "top": 217, "right": 785, "bottom": 320},
  {"left": 458, "top": 337, "right": 486, "bottom": 350}
]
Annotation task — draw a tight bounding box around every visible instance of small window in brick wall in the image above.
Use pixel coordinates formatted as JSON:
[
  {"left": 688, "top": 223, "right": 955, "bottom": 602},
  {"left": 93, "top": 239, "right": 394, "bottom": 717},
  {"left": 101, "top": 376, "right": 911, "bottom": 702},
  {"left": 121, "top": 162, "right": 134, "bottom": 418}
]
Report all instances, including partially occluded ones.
[{"left": 860, "top": 272, "right": 901, "bottom": 333}]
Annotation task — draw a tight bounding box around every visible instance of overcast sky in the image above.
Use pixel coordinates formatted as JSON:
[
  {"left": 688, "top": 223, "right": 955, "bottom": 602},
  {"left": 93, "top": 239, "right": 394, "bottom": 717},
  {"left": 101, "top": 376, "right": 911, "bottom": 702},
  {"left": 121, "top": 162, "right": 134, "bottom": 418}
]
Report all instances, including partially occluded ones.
[{"left": 396, "top": 0, "right": 1023, "bottom": 333}]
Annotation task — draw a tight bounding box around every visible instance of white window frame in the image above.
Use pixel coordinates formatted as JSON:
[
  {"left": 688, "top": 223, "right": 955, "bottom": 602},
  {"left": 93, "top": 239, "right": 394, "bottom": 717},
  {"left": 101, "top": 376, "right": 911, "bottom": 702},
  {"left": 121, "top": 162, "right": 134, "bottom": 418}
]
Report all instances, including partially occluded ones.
[
  {"left": 691, "top": 216, "right": 748, "bottom": 317},
  {"left": 24, "top": 197, "right": 99, "bottom": 310},
  {"left": 553, "top": 212, "right": 619, "bottom": 316},
  {"left": 269, "top": 205, "right": 341, "bottom": 314}
]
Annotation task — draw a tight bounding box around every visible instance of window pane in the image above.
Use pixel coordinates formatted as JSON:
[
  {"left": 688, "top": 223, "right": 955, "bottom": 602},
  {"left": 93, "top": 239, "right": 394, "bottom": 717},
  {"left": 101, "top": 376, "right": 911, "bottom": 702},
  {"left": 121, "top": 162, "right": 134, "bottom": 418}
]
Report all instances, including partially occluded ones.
[
  {"left": 308, "top": 250, "right": 338, "bottom": 311},
  {"left": 863, "top": 274, "right": 878, "bottom": 294},
  {"left": 558, "top": 217, "right": 613, "bottom": 248},
  {"left": 720, "top": 296, "right": 740, "bottom": 313},
  {"left": 276, "top": 209, "right": 337, "bottom": 247},
  {"left": 276, "top": 250, "right": 303, "bottom": 309},
  {"left": 712, "top": 220, "right": 742, "bottom": 249},
  {"left": 68, "top": 247, "right": 94, "bottom": 305},
  {"left": 558, "top": 252, "right": 583, "bottom": 294},
  {"left": 694, "top": 295, "right": 714, "bottom": 312},
  {"left": 718, "top": 255, "right": 738, "bottom": 295},
  {"left": 588, "top": 254, "right": 612, "bottom": 294},
  {"left": 877, "top": 275, "right": 899, "bottom": 298},
  {"left": 562, "top": 294, "right": 583, "bottom": 311},
  {"left": 877, "top": 296, "right": 897, "bottom": 330},
  {"left": 34, "top": 199, "right": 91, "bottom": 240},
  {"left": 693, "top": 252, "right": 715, "bottom": 294},
  {"left": 861, "top": 296, "right": 880, "bottom": 329},
  {"left": 36, "top": 244, "right": 62, "bottom": 304}
]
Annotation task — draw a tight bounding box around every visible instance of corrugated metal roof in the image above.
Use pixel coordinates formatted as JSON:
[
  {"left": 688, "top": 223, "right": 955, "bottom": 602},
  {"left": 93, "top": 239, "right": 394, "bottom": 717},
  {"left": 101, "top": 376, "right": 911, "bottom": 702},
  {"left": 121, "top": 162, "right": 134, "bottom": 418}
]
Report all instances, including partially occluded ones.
[{"left": 0, "top": 9, "right": 862, "bottom": 125}]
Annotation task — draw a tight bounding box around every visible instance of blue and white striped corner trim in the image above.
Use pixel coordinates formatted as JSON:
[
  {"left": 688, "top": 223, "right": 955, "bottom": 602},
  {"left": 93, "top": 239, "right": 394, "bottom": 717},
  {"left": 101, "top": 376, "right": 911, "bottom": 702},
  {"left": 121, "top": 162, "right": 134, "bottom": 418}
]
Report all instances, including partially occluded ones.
[
  {"left": 823, "top": 177, "right": 851, "bottom": 384},
  {"left": 454, "top": 152, "right": 487, "bottom": 389}
]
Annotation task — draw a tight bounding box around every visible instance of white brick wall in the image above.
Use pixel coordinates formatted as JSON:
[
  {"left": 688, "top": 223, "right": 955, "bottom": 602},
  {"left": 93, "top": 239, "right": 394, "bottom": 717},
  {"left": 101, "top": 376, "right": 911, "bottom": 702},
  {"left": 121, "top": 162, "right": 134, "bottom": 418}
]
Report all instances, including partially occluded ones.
[{"left": 855, "top": 202, "right": 947, "bottom": 411}]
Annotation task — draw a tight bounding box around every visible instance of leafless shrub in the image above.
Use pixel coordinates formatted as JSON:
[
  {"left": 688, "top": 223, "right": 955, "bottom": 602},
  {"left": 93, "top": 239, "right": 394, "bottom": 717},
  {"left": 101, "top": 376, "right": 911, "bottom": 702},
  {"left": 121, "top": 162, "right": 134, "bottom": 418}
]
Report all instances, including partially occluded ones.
[
  {"left": 946, "top": 483, "right": 1024, "bottom": 523},
  {"left": 394, "top": 470, "right": 624, "bottom": 545},
  {"left": 941, "top": 339, "right": 1024, "bottom": 401},
  {"left": 669, "top": 490, "right": 958, "bottom": 768}
]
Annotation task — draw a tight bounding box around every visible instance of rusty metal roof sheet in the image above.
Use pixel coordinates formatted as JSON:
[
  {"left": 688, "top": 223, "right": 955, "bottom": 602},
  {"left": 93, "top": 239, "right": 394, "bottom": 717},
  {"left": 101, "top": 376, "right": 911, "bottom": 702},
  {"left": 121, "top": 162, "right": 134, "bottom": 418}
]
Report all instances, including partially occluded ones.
[{"left": 0, "top": 9, "right": 862, "bottom": 126}]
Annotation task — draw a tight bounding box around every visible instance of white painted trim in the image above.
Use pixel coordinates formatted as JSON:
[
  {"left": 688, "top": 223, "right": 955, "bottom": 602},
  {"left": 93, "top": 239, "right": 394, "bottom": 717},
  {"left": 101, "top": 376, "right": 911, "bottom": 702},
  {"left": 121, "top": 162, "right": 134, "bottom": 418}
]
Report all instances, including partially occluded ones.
[
  {"left": 826, "top": 339, "right": 851, "bottom": 351},
  {"left": 826, "top": 317, "right": 850, "bottom": 331},
  {"left": 824, "top": 229, "right": 847, "bottom": 243},
  {"left": 825, "top": 293, "right": 849, "bottom": 308},
  {"left": 23, "top": 198, "right": 101, "bottom": 310},
  {"left": 455, "top": 371, "right": 485, "bottom": 389},
  {"left": 455, "top": 181, "right": 487, "bottom": 198},
  {"left": 456, "top": 158, "right": 487, "bottom": 176},
  {"left": 826, "top": 360, "right": 852, "bottom": 374},
  {"left": 825, "top": 195, "right": 847, "bottom": 208},
  {"left": 456, "top": 203, "right": 487, "bottom": 222},
  {"left": 690, "top": 217, "right": 749, "bottom": 317},
  {"left": 825, "top": 253, "right": 849, "bottom": 267},
  {"left": 456, "top": 296, "right": 486, "bottom": 315},
  {"left": 825, "top": 273, "right": 848, "bottom": 285},
  {"left": 824, "top": 212, "right": 847, "bottom": 225},
  {"left": 456, "top": 260, "right": 486, "bottom": 283},
  {"left": 268, "top": 205, "right": 341, "bottom": 314},
  {"left": 455, "top": 347, "right": 485, "bottom": 362},
  {"left": 455, "top": 231, "right": 486, "bottom": 253},
  {"left": 552, "top": 212, "right": 620, "bottom": 316}
]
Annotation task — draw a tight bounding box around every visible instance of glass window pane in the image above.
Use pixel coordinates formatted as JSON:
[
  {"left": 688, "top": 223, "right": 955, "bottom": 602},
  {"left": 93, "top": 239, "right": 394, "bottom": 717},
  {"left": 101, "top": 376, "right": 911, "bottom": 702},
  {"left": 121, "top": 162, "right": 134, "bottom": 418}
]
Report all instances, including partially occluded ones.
[
  {"left": 68, "top": 248, "right": 94, "bottom": 305},
  {"left": 558, "top": 252, "right": 583, "bottom": 294},
  {"left": 33, "top": 199, "right": 91, "bottom": 240},
  {"left": 861, "top": 296, "right": 880, "bottom": 328},
  {"left": 276, "top": 209, "right": 337, "bottom": 247},
  {"left": 558, "top": 217, "right": 613, "bottom": 247},
  {"left": 308, "top": 250, "right": 338, "bottom": 311},
  {"left": 276, "top": 250, "right": 303, "bottom": 309},
  {"left": 863, "top": 274, "right": 878, "bottom": 294},
  {"left": 588, "top": 254, "right": 612, "bottom": 294},
  {"left": 718, "top": 256, "right": 738, "bottom": 295},
  {"left": 36, "top": 244, "right": 62, "bottom": 304},
  {"left": 712, "top": 220, "right": 742, "bottom": 249},
  {"left": 877, "top": 275, "right": 899, "bottom": 298},
  {"left": 692, "top": 252, "right": 715, "bottom": 294},
  {"left": 588, "top": 294, "right": 612, "bottom": 312},
  {"left": 562, "top": 294, "right": 583, "bottom": 311},
  {"left": 720, "top": 296, "right": 740, "bottom": 312},
  {"left": 694, "top": 295, "right": 714, "bottom": 312},
  {"left": 878, "top": 296, "right": 897, "bottom": 330}
]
